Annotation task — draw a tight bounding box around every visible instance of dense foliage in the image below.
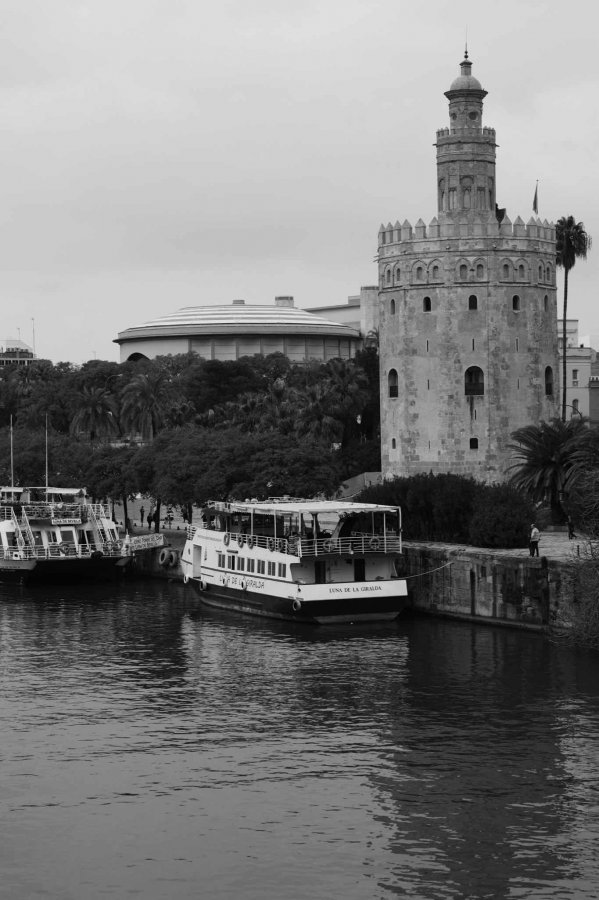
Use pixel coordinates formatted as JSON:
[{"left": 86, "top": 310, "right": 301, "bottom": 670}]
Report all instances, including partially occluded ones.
[
  {"left": 556, "top": 215, "right": 592, "bottom": 421},
  {"left": 0, "top": 350, "right": 381, "bottom": 520},
  {"left": 355, "top": 473, "right": 534, "bottom": 548}
]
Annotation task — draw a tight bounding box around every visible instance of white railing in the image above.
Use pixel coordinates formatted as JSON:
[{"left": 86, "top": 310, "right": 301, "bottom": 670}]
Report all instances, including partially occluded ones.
[
  {"left": 0, "top": 541, "right": 125, "bottom": 561},
  {"left": 185, "top": 526, "right": 401, "bottom": 557}
]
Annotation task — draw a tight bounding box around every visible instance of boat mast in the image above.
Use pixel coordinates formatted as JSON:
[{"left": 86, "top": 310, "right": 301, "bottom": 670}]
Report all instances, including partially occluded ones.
[
  {"left": 45, "top": 414, "right": 49, "bottom": 500},
  {"left": 10, "top": 415, "right": 14, "bottom": 489}
]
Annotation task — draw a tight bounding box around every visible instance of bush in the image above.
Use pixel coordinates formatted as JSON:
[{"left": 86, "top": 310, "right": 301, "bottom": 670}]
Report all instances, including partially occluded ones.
[
  {"left": 357, "top": 474, "right": 534, "bottom": 548},
  {"left": 468, "top": 484, "right": 535, "bottom": 548}
]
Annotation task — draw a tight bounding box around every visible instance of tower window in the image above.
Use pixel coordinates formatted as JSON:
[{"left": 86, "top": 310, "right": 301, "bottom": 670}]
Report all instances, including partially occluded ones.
[
  {"left": 518, "top": 264, "right": 525, "bottom": 279},
  {"left": 391, "top": 438, "right": 397, "bottom": 449},
  {"left": 468, "top": 295, "right": 478, "bottom": 310},
  {"left": 388, "top": 369, "right": 398, "bottom": 399},
  {"left": 502, "top": 263, "right": 510, "bottom": 280},
  {"left": 423, "top": 296, "right": 431, "bottom": 312},
  {"left": 546, "top": 265, "right": 552, "bottom": 283},
  {"left": 544, "top": 294, "right": 549, "bottom": 312},
  {"left": 545, "top": 366, "right": 553, "bottom": 396},
  {"left": 432, "top": 265, "right": 440, "bottom": 280},
  {"left": 512, "top": 295, "right": 521, "bottom": 311},
  {"left": 539, "top": 265, "right": 543, "bottom": 281},
  {"left": 416, "top": 266, "right": 424, "bottom": 281},
  {"left": 476, "top": 263, "right": 484, "bottom": 279},
  {"left": 465, "top": 366, "right": 484, "bottom": 396},
  {"left": 459, "top": 264, "right": 468, "bottom": 280},
  {"left": 395, "top": 267, "right": 401, "bottom": 283},
  {"left": 386, "top": 269, "right": 391, "bottom": 285},
  {"left": 470, "top": 438, "right": 479, "bottom": 449},
  {"left": 390, "top": 298, "right": 396, "bottom": 315}
]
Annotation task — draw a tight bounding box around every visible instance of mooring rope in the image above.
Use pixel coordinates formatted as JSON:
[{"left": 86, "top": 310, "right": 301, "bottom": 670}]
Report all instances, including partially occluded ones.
[{"left": 401, "top": 561, "right": 453, "bottom": 579}]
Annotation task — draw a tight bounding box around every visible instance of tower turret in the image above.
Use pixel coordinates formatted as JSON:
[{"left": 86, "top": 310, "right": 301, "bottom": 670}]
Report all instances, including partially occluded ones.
[{"left": 435, "top": 52, "right": 497, "bottom": 218}]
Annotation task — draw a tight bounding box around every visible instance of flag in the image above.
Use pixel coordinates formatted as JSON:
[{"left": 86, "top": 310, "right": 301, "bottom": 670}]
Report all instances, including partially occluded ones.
[{"left": 533, "top": 182, "right": 538, "bottom": 215}]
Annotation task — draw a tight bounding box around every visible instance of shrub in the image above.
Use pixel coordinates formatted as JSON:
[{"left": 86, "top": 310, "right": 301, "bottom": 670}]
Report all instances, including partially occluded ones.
[{"left": 467, "top": 484, "right": 534, "bottom": 548}]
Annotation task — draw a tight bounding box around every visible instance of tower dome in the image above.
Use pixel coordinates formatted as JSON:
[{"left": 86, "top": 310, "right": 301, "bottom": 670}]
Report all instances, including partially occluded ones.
[{"left": 446, "top": 52, "right": 485, "bottom": 96}]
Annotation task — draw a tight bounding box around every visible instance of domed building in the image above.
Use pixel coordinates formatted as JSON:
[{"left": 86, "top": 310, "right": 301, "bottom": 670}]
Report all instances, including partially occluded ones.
[{"left": 114, "top": 296, "right": 361, "bottom": 363}]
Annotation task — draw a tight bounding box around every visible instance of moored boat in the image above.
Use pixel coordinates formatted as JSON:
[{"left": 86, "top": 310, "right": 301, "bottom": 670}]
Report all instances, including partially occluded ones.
[
  {"left": 0, "top": 486, "right": 131, "bottom": 583},
  {"left": 181, "top": 497, "right": 408, "bottom": 624}
]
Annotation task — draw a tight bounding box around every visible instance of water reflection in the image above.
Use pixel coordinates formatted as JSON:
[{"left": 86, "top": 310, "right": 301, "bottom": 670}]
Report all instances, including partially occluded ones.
[{"left": 1, "top": 585, "right": 599, "bottom": 898}]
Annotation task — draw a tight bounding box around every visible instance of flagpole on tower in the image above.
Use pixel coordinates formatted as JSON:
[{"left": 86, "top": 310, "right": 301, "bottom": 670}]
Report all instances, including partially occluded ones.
[{"left": 533, "top": 180, "right": 539, "bottom": 215}]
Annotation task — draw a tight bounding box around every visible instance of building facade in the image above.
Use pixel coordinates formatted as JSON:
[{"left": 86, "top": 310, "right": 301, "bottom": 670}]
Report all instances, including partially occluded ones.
[
  {"left": 115, "top": 296, "right": 361, "bottom": 363},
  {"left": 378, "top": 53, "right": 560, "bottom": 482}
]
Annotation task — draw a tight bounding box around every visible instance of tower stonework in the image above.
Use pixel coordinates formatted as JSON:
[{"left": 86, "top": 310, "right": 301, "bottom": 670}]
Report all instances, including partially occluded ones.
[{"left": 378, "top": 54, "right": 559, "bottom": 482}]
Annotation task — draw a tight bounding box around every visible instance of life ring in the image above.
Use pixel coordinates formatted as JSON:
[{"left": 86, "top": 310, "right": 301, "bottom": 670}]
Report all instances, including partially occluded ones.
[
  {"left": 240, "top": 579, "right": 247, "bottom": 590},
  {"left": 59, "top": 545, "right": 67, "bottom": 556},
  {"left": 267, "top": 537, "right": 276, "bottom": 551},
  {"left": 223, "top": 532, "right": 231, "bottom": 546},
  {"left": 247, "top": 535, "right": 256, "bottom": 549},
  {"left": 92, "top": 550, "right": 103, "bottom": 558},
  {"left": 158, "top": 548, "right": 170, "bottom": 567},
  {"left": 370, "top": 537, "right": 381, "bottom": 551},
  {"left": 168, "top": 550, "right": 179, "bottom": 567},
  {"left": 322, "top": 539, "right": 334, "bottom": 553},
  {"left": 237, "top": 533, "right": 245, "bottom": 548},
  {"left": 183, "top": 574, "right": 190, "bottom": 585},
  {"left": 292, "top": 599, "right": 302, "bottom": 612}
]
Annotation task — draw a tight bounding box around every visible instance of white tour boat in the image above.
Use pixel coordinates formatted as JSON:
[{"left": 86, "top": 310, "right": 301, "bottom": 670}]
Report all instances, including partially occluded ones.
[
  {"left": 181, "top": 498, "right": 408, "bottom": 624},
  {"left": 0, "top": 486, "right": 131, "bottom": 583}
]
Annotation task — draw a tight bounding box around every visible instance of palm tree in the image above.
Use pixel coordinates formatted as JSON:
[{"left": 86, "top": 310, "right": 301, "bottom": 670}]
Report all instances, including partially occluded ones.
[
  {"left": 508, "top": 416, "right": 588, "bottom": 522},
  {"left": 120, "top": 371, "right": 172, "bottom": 440},
  {"left": 70, "top": 386, "right": 119, "bottom": 442},
  {"left": 556, "top": 216, "right": 592, "bottom": 421}
]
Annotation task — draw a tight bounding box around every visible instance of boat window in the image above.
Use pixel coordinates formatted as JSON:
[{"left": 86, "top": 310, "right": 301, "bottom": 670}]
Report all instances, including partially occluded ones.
[
  {"left": 227, "top": 554, "right": 236, "bottom": 569},
  {"left": 278, "top": 563, "right": 287, "bottom": 578},
  {"left": 257, "top": 560, "right": 266, "bottom": 574},
  {"left": 268, "top": 561, "right": 276, "bottom": 576},
  {"left": 60, "top": 529, "right": 76, "bottom": 543},
  {"left": 237, "top": 558, "right": 245, "bottom": 571},
  {"left": 217, "top": 552, "right": 225, "bottom": 567},
  {"left": 47, "top": 532, "right": 58, "bottom": 544},
  {"left": 247, "top": 559, "right": 255, "bottom": 573},
  {"left": 32, "top": 531, "right": 44, "bottom": 546}
]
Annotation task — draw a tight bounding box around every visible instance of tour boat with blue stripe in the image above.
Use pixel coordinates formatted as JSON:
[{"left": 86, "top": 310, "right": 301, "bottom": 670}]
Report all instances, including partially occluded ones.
[
  {"left": 0, "top": 486, "right": 130, "bottom": 583},
  {"left": 180, "top": 498, "right": 408, "bottom": 624}
]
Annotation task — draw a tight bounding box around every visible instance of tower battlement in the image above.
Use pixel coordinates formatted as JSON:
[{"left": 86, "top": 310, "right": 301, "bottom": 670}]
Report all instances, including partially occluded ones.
[{"left": 378, "top": 216, "right": 555, "bottom": 250}]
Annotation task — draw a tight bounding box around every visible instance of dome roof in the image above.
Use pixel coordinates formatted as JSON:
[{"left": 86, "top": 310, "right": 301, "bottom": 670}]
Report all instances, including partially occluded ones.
[
  {"left": 115, "top": 300, "right": 360, "bottom": 344},
  {"left": 447, "top": 53, "right": 484, "bottom": 93}
]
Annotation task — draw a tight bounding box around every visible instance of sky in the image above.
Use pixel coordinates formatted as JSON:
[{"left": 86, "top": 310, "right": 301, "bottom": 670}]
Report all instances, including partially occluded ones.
[{"left": 1, "top": 0, "right": 598, "bottom": 364}]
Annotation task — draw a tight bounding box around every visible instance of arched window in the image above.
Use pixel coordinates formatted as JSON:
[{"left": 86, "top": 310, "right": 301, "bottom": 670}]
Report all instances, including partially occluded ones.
[
  {"left": 468, "top": 295, "right": 478, "bottom": 310},
  {"left": 546, "top": 264, "right": 552, "bottom": 283},
  {"left": 512, "top": 295, "right": 521, "bottom": 311},
  {"left": 463, "top": 189, "right": 471, "bottom": 209},
  {"left": 544, "top": 294, "right": 549, "bottom": 312},
  {"left": 395, "top": 267, "right": 401, "bottom": 283},
  {"left": 416, "top": 266, "right": 424, "bottom": 281},
  {"left": 545, "top": 366, "right": 553, "bottom": 396},
  {"left": 432, "top": 265, "right": 440, "bottom": 280},
  {"left": 391, "top": 438, "right": 397, "bottom": 449},
  {"left": 423, "top": 296, "right": 431, "bottom": 312},
  {"left": 459, "top": 264, "right": 468, "bottom": 280},
  {"left": 539, "top": 264, "right": 543, "bottom": 281},
  {"left": 388, "top": 369, "right": 398, "bottom": 398},
  {"left": 465, "top": 366, "right": 484, "bottom": 396},
  {"left": 476, "top": 263, "right": 484, "bottom": 280},
  {"left": 502, "top": 263, "right": 510, "bottom": 280},
  {"left": 386, "top": 268, "right": 391, "bottom": 285},
  {"left": 572, "top": 399, "right": 580, "bottom": 415},
  {"left": 470, "top": 438, "right": 479, "bottom": 449},
  {"left": 390, "top": 298, "right": 396, "bottom": 315},
  {"left": 518, "top": 264, "right": 525, "bottom": 279}
]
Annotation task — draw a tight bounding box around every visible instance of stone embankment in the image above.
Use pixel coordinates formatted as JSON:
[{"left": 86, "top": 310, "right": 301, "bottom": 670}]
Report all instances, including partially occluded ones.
[{"left": 400, "top": 529, "right": 586, "bottom": 631}]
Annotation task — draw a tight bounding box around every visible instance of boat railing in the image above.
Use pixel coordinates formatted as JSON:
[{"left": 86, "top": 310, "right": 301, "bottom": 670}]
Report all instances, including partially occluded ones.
[
  {"left": 186, "top": 526, "right": 401, "bottom": 557},
  {"left": 0, "top": 540, "right": 124, "bottom": 560}
]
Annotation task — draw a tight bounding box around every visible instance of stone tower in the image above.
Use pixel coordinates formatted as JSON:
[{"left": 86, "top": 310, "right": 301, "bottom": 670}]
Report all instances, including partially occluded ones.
[{"left": 378, "top": 53, "right": 559, "bottom": 483}]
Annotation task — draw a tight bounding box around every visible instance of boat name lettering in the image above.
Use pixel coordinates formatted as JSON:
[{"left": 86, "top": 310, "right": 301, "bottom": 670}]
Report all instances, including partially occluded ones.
[
  {"left": 328, "top": 585, "right": 383, "bottom": 594},
  {"left": 51, "top": 518, "right": 82, "bottom": 525},
  {"left": 231, "top": 575, "right": 264, "bottom": 590}
]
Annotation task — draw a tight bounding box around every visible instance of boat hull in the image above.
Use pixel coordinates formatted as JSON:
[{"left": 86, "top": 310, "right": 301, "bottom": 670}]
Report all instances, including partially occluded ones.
[
  {"left": 0, "top": 555, "right": 130, "bottom": 584},
  {"left": 187, "top": 578, "right": 408, "bottom": 625}
]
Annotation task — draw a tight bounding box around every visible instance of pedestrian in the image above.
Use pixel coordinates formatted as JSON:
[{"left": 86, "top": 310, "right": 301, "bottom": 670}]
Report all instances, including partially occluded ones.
[
  {"left": 140, "top": 505, "right": 145, "bottom": 527},
  {"left": 147, "top": 510, "right": 153, "bottom": 529},
  {"left": 567, "top": 516, "right": 576, "bottom": 540},
  {"left": 529, "top": 524, "right": 540, "bottom": 557}
]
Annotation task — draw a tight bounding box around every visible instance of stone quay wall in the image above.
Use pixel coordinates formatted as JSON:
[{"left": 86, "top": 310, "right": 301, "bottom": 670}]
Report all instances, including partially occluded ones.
[{"left": 399, "top": 542, "right": 583, "bottom": 631}]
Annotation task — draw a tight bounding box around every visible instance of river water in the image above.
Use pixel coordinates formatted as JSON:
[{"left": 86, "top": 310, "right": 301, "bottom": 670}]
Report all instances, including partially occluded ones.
[{"left": 1, "top": 580, "right": 599, "bottom": 900}]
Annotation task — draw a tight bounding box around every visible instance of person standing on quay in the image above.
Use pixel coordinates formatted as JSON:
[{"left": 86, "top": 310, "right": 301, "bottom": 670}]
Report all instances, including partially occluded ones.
[
  {"left": 140, "top": 505, "right": 145, "bottom": 527},
  {"left": 530, "top": 524, "right": 540, "bottom": 557}
]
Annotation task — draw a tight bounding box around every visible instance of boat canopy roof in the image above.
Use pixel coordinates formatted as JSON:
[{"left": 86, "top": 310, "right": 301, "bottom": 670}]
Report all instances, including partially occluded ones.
[{"left": 204, "top": 499, "right": 400, "bottom": 516}]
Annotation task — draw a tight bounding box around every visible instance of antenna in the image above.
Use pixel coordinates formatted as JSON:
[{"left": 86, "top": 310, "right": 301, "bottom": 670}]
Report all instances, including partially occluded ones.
[
  {"left": 465, "top": 27, "right": 468, "bottom": 58},
  {"left": 31, "top": 318, "right": 36, "bottom": 355}
]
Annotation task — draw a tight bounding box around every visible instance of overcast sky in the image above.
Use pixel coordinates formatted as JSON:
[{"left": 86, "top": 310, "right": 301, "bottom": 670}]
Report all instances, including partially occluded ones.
[{"left": 1, "top": 0, "right": 597, "bottom": 363}]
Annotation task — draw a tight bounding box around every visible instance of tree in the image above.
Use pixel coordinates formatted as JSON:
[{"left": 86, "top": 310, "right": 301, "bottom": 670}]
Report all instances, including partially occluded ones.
[
  {"left": 120, "top": 370, "right": 173, "bottom": 440},
  {"left": 508, "top": 417, "right": 589, "bottom": 522},
  {"left": 556, "top": 216, "right": 592, "bottom": 421},
  {"left": 70, "top": 386, "right": 119, "bottom": 442}
]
